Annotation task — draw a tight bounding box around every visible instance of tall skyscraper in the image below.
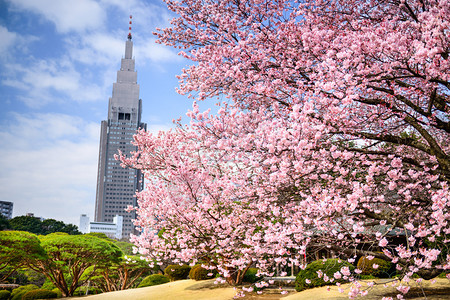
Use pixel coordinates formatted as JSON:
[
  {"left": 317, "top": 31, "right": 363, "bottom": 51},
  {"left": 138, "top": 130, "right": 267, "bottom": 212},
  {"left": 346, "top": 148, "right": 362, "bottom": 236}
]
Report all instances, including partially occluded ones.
[{"left": 95, "top": 24, "right": 146, "bottom": 239}]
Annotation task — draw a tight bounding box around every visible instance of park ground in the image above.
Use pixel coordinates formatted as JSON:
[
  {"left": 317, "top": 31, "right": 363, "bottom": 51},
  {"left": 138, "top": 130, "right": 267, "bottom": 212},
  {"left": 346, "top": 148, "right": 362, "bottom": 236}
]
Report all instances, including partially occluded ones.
[{"left": 70, "top": 278, "right": 450, "bottom": 300}]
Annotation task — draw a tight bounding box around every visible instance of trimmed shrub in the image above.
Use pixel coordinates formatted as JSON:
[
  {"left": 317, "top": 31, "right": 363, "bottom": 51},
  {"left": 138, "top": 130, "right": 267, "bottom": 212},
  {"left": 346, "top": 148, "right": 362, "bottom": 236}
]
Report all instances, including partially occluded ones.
[
  {"left": 357, "top": 256, "right": 393, "bottom": 278},
  {"left": 189, "top": 265, "right": 217, "bottom": 281},
  {"left": 242, "top": 268, "right": 262, "bottom": 283},
  {"left": 138, "top": 274, "right": 170, "bottom": 287},
  {"left": 0, "top": 290, "right": 11, "bottom": 300},
  {"left": 51, "top": 288, "right": 62, "bottom": 298},
  {"left": 189, "top": 265, "right": 199, "bottom": 279},
  {"left": 164, "top": 264, "right": 191, "bottom": 281},
  {"left": 11, "top": 284, "right": 39, "bottom": 300},
  {"left": 22, "top": 289, "right": 57, "bottom": 300},
  {"left": 295, "top": 259, "right": 355, "bottom": 291}
]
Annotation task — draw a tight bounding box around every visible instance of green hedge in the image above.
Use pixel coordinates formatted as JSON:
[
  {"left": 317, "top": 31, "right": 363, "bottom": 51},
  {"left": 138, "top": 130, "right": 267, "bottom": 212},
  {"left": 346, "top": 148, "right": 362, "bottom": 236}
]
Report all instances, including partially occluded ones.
[
  {"left": 357, "top": 256, "right": 393, "bottom": 278},
  {"left": 295, "top": 259, "right": 355, "bottom": 291},
  {"left": 138, "top": 274, "right": 170, "bottom": 287},
  {"left": 164, "top": 264, "right": 191, "bottom": 281},
  {"left": 242, "top": 268, "right": 262, "bottom": 283},
  {"left": 22, "top": 289, "right": 57, "bottom": 300},
  {"left": 51, "top": 288, "right": 62, "bottom": 298},
  {"left": 11, "top": 284, "right": 39, "bottom": 300},
  {"left": 0, "top": 290, "right": 11, "bottom": 300},
  {"left": 189, "top": 265, "right": 217, "bottom": 281}
]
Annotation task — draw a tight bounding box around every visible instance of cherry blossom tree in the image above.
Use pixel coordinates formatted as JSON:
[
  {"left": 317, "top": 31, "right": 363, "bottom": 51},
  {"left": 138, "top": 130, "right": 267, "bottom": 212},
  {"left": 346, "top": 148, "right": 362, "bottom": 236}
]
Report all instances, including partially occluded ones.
[
  {"left": 121, "top": 126, "right": 277, "bottom": 285},
  {"left": 122, "top": 0, "right": 449, "bottom": 295}
]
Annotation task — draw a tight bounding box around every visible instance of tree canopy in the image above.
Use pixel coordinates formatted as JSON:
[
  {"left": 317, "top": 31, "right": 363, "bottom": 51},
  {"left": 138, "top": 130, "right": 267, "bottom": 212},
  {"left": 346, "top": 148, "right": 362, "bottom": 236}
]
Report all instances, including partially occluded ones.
[
  {"left": 121, "top": 0, "right": 449, "bottom": 294},
  {"left": 9, "top": 216, "right": 42, "bottom": 234},
  {"left": 0, "top": 214, "right": 11, "bottom": 231},
  {"left": 9, "top": 216, "right": 80, "bottom": 235},
  {"left": 1, "top": 231, "right": 146, "bottom": 296},
  {"left": 0, "top": 231, "right": 47, "bottom": 283},
  {"left": 27, "top": 233, "right": 122, "bottom": 297},
  {"left": 91, "top": 255, "right": 153, "bottom": 292}
]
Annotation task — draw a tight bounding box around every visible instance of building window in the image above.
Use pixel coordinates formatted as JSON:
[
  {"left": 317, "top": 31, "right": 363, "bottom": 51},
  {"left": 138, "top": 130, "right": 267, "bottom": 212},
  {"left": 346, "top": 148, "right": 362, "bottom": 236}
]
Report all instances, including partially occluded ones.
[{"left": 118, "top": 113, "right": 131, "bottom": 120}]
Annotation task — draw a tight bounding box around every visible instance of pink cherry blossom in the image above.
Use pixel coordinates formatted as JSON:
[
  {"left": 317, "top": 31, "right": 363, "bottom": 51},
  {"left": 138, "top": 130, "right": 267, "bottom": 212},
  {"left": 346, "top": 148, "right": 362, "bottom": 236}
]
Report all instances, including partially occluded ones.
[
  {"left": 396, "top": 285, "right": 410, "bottom": 294},
  {"left": 334, "top": 271, "right": 342, "bottom": 279},
  {"left": 379, "top": 238, "right": 389, "bottom": 247},
  {"left": 340, "top": 267, "right": 351, "bottom": 276}
]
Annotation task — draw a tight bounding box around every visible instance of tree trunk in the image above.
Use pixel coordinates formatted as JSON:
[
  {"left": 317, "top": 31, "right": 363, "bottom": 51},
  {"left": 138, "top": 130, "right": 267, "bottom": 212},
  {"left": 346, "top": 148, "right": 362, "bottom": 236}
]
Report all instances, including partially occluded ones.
[{"left": 225, "top": 263, "right": 252, "bottom": 285}]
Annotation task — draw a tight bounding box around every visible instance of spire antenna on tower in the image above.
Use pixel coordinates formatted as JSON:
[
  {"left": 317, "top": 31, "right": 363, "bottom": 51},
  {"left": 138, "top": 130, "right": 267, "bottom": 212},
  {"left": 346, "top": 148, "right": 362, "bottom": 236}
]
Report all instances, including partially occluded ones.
[{"left": 128, "top": 15, "right": 132, "bottom": 40}]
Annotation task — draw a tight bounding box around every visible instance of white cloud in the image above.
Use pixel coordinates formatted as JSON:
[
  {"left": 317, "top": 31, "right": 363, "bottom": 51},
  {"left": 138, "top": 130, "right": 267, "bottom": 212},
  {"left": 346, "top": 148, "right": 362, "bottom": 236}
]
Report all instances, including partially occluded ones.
[
  {"left": 135, "top": 38, "right": 182, "bottom": 64},
  {"left": 66, "top": 33, "right": 125, "bottom": 65},
  {"left": 0, "top": 25, "right": 39, "bottom": 61},
  {"left": 0, "top": 26, "right": 18, "bottom": 57},
  {"left": 66, "top": 31, "right": 181, "bottom": 67},
  {"left": 0, "top": 113, "right": 100, "bottom": 226},
  {"left": 2, "top": 58, "right": 105, "bottom": 108},
  {"left": 23, "top": 61, "right": 80, "bottom": 91},
  {"left": 99, "top": 0, "right": 138, "bottom": 12},
  {"left": 7, "top": 0, "right": 106, "bottom": 33}
]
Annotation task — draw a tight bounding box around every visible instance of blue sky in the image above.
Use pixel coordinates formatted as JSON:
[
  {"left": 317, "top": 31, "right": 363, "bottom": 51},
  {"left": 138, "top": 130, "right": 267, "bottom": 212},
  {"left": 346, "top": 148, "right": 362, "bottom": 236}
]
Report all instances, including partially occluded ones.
[{"left": 0, "top": 0, "right": 203, "bottom": 227}]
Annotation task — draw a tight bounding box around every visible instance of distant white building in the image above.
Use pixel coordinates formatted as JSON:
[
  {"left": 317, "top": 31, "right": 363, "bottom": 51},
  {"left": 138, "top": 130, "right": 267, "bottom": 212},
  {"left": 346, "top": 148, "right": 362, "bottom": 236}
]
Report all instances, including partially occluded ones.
[
  {"left": 79, "top": 214, "right": 90, "bottom": 233},
  {"left": 79, "top": 214, "right": 123, "bottom": 240}
]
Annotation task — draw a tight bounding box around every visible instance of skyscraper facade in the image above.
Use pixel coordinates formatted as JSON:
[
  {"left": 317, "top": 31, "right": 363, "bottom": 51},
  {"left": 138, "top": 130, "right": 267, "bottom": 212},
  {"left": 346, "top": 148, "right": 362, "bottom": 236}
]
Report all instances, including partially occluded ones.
[
  {"left": 94, "top": 31, "right": 146, "bottom": 239},
  {"left": 0, "top": 200, "right": 13, "bottom": 219}
]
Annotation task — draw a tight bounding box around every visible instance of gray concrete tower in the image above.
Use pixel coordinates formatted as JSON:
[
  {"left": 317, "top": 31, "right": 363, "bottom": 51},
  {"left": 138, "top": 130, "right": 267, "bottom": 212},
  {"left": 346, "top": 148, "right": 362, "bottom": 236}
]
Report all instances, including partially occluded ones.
[{"left": 94, "top": 28, "right": 146, "bottom": 239}]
